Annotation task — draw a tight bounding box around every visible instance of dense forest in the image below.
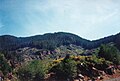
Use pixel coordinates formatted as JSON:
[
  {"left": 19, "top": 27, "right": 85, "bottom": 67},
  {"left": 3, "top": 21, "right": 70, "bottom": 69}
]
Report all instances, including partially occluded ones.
[{"left": 0, "top": 32, "right": 120, "bottom": 51}]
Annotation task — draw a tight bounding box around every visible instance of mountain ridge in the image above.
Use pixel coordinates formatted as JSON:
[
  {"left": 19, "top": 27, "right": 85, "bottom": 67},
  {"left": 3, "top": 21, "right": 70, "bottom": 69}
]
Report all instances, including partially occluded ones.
[
  {"left": 0, "top": 32, "right": 120, "bottom": 51},
  {"left": 0, "top": 32, "right": 119, "bottom": 41}
]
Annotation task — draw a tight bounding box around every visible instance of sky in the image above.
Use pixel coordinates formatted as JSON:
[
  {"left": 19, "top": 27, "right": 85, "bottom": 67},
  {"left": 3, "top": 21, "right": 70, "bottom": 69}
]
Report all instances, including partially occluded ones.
[{"left": 0, "top": 0, "right": 120, "bottom": 40}]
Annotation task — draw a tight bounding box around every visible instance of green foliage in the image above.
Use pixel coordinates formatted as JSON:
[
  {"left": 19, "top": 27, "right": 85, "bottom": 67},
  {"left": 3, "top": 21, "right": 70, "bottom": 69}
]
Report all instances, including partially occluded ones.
[
  {"left": 0, "top": 53, "right": 12, "bottom": 75},
  {"left": 52, "top": 58, "right": 77, "bottom": 79},
  {"left": 17, "top": 60, "right": 48, "bottom": 81},
  {"left": 98, "top": 44, "right": 120, "bottom": 64},
  {"left": 90, "top": 54, "right": 106, "bottom": 64}
]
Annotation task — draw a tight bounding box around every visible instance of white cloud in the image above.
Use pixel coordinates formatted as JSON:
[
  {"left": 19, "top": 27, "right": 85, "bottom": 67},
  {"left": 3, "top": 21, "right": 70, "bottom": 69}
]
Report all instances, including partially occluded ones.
[
  {"left": 22, "top": 0, "right": 120, "bottom": 39},
  {"left": 1, "top": 0, "right": 120, "bottom": 39}
]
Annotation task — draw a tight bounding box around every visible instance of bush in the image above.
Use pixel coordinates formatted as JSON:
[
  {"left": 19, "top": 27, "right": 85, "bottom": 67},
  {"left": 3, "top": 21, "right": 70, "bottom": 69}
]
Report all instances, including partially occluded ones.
[
  {"left": 98, "top": 44, "right": 120, "bottom": 64},
  {"left": 17, "top": 60, "right": 48, "bottom": 81},
  {"left": 0, "top": 53, "right": 12, "bottom": 75},
  {"left": 52, "top": 58, "right": 77, "bottom": 80}
]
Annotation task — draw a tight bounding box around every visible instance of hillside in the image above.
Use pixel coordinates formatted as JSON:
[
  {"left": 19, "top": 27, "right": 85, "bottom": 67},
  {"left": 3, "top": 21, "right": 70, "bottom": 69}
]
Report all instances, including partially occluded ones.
[
  {"left": 0, "top": 32, "right": 120, "bottom": 52},
  {"left": 0, "top": 32, "right": 120, "bottom": 81}
]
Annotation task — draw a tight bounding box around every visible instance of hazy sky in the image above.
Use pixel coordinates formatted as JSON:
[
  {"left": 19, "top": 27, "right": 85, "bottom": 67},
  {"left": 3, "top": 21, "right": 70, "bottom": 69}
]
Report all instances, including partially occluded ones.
[{"left": 0, "top": 0, "right": 120, "bottom": 40}]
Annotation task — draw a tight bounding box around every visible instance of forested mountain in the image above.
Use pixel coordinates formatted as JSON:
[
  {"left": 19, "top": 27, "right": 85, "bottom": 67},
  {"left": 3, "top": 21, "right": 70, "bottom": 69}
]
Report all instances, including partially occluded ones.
[
  {"left": 0, "top": 32, "right": 120, "bottom": 51},
  {"left": 0, "top": 32, "right": 120, "bottom": 81}
]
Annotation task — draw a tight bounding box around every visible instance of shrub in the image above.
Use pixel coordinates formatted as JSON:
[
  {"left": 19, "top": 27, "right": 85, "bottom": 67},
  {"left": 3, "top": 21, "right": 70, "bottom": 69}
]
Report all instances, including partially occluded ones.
[
  {"left": 17, "top": 60, "right": 48, "bottom": 81},
  {"left": 0, "top": 53, "right": 12, "bottom": 75},
  {"left": 52, "top": 58, "right": 77, "bottom": 80},
  {"left": 98, "top": 44, "right": 120, "bottom": 64}
]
